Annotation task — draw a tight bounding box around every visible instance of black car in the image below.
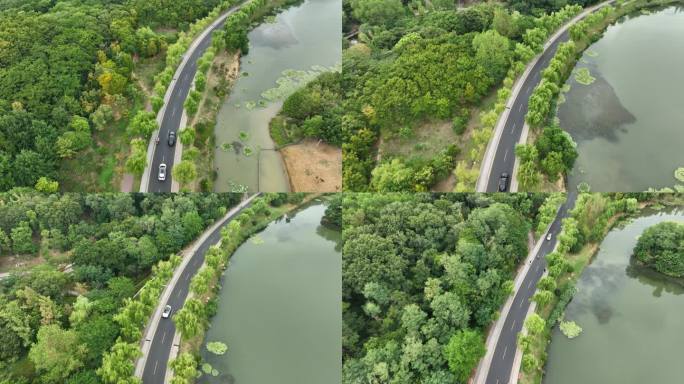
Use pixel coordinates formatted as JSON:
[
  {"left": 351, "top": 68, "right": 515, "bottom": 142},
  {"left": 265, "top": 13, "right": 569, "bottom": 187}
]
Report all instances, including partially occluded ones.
[
  {"left": 168, "top": 131, "right": 176, "bottom": 146},
  {"left": 498, "top": 173, "right": 509, "bottom": 192}
]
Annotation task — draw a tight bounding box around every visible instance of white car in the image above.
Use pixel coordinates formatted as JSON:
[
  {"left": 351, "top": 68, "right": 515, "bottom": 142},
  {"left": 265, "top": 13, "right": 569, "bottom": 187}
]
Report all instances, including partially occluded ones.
[
  {"left": 546, "top": 233, "right": 553, "bottom": 241},
  {"left": 158, "top": 163, "right": 167, "bottom": 181},
  {"left": 162, "top": 305, "right": 172, "bottom": 319}
]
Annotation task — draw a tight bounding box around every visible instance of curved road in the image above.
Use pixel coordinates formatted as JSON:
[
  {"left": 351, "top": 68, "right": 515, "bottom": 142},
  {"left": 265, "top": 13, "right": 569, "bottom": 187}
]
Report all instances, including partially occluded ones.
[
  {"left": 143, "top": 4, "right": 243, "bottom": 193},
  {"left": 484, "top": 192, "right": 577, "bottom": 384},
  {"left": 479, "top": 2, "right": 613, "bottom": 192},
  {"left": 141, "top": 197, "right": 257, "bottom": 384}
]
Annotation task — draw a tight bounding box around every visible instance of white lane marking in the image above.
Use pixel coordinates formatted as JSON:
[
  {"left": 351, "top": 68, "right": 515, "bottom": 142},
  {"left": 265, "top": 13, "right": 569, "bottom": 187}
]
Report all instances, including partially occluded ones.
[
  {"left": 504, "top": 149, "right": 509, "bottom": 162},
  {"left": 520, "top": 299, "right": 525, "bottom": 308},
  {"left": 185, "top": 273, "right": 190, "bottom": 281},
  {"left": 511, "top": 122, "right": 517, "bottom": 134},
  {"left": 176, "top": 289, "right": 182, "bottom": 298},
  {"left": 527, "top": 280, "right": 533, "bottom": 289},
  {"left": 511, "top": 319, "right": 516, "bottom": 331},
  {"left": 153, "top": 360, "right": 159, "bottom": 375},
  {"left": 172, "top": 106, "right": 177, "bottom": 117},
  {"left": 537, "top": 264, "right": 541, "bottom": 272},
  {"left": 519, "top": 104, "right": 523, "bottom": 112},
  {"left": 526, "top": 85, "right": 532, "bottom": 94},
  {"left": 161, "top": 331, "right": 167, "bottom": 344},
  {"left": 502, "top": 345, "right": 508, "bottom": 360}
]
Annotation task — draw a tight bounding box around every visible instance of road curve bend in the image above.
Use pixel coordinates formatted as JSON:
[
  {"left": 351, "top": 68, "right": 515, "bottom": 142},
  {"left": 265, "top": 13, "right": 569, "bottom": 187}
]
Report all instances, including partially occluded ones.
[
  {"left": 473, "top": 192, "right": 577, "bottom": 384},
  {"left": 135, "top": 193, "right": 260, "bottom": 384},
  {"left": 140, "top": 4, "right": 245, "bottom": 193},
  {"left": 476, "top": 1, "right": 614, "bottom": 192}
]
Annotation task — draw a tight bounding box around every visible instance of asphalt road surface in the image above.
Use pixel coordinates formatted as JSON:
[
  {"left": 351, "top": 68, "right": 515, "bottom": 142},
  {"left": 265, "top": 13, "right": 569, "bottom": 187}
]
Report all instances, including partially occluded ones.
[
  {"left": 485, "top": 30, "right": 571, "bottom": 192},
  {"left": 147, "top": 6, "right": 240, "bottom": 192},
  {"left": 485, "top": 192, "right": 578, "bottom": 384},
  {"left": 141, "top": 203, "right": 250, "bottom": 384}
]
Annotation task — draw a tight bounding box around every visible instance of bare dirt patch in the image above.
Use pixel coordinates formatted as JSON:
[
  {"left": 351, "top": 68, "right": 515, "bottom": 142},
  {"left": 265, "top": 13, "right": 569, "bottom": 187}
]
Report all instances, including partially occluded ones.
[{"left": 280, "top": 140, "right": 341, "bottom": 192}]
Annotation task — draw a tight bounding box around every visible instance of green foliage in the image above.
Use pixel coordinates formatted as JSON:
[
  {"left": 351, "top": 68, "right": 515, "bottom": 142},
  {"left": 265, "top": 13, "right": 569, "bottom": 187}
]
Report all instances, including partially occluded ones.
[
  {"left": 125, "top": 138, "right": 148, "bottom": 176},
  {"left": 633, "top": 221, "right": 684, "bottom": 277},
  {"left": 443, "top": 329, "right": 486, "bottom": 382},
  {"left": 169, "top": 352, "right": 198, "bottom": 384},
  {"left": 343, "top": 194, "right": 534, "bottom": 381},
  {"left": 127, "top": 111, "right": 158, "bottom": 139},
  {"left": 524, "top": 313, "right": 546, "bottom": 336},
  {"left": 206, "top": 341, "right": 228, "bottom": 355},
  {"left": 350, "top": 0, "right": 405, "bottom": 27},
  {"left": 273, "top": 71, "right": 343, "bottom": 146},
  {"left": 559, "top": 321, "right": 582, "bottom": 338},
  {"left": 29, "top": 325, "right": 88, "bottom": 384},
  {"left": 180, "top": 128, "right": 196, "bottom": 146},
  {"left": 35, "top": 177, "right": 59, "bottom": 193},
  {"left": 173, "top": 160, "right": 198, "bottom": 186}
]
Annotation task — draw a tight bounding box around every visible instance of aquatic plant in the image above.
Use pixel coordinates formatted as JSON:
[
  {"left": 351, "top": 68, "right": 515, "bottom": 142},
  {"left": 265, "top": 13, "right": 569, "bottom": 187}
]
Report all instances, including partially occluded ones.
[
  {"left": 206, "top": 341, "right": 228, "bottom": 355},
  {"left": 560, "top": 321, "right": 583, "bottom": 338},
  {"left": 575, "top": 68, "right": 596, "bottom": 85},
  {"left": 239, "top": 131, "right": 249, "bottom": 141},
  {"left": 674, "top": 167, "right": 684, "bottom": 182}
]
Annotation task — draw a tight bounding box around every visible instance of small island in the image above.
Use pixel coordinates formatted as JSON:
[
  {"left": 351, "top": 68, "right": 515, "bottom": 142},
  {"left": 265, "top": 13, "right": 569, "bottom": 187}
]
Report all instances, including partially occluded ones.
[{"left": 633, "top": 221, "right": 684, "bottom": 277}]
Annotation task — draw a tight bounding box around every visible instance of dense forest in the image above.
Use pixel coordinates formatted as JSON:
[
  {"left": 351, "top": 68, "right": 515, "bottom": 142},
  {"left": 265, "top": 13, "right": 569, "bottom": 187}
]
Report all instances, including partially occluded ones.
[
  {"left": 0, "top": 0, "right": 227, "bottom": 191},
  {"left": 342, "top": 193, "right": 551, "bottom": 382},
  {"left": 633, "top": 221, "right": 684, "bottom": 278},
  {"left": 0, "top": 191, "right": 241, "bottom": 383},
  {"left": 341, "top": 0, "right": 600, "bottom": 192}
]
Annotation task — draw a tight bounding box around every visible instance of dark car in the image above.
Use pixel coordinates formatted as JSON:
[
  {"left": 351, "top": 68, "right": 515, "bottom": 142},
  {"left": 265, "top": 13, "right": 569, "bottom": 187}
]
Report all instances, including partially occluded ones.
[
  {"left": 498, "top": 173, "right": 509, "bottom": 192},
  {"left": 168, "top": 131, "right": 176, "bottom": 146}
]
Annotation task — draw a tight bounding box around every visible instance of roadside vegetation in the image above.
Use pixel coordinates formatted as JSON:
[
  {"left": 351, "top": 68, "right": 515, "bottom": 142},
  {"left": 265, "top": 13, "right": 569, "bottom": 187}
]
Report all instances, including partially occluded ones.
[
  {"left": 166, "top": 193, "right": 329, "bottom": 383},
  {"left": 0, "top": 0, "right": 236, "bottom": 192},
  {"left": 341, "top": 193, "right": 555, "bottom": 382},
  {"left": 341, "top": 0, "right": 598, "bottom": 192},
  {"left": 170, "top": 0, "right": 305, "bottom": 191},
  {"left": 0, "top": 191, "right": 241, "bottom": 383},
  {"left": 517, "top": 192, "right": 683, "bottom": 383},
  {"left": 517, "top": 0, "right": 683, "bottom": 191}
]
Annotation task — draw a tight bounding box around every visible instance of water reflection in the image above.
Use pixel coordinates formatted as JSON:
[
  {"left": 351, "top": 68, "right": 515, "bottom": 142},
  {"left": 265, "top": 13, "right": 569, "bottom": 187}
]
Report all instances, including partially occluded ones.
[{"left": 558, "top": 68, "right": 635, "bottom": 142}]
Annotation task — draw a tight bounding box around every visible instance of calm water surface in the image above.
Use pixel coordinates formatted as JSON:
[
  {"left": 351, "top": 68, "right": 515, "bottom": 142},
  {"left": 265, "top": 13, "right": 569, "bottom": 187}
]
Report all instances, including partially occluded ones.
[
  {"left": 198, "top": 201, "right": 341, "bottom": 384},
  {"left": 543, "top": 207, "right": 684, "bottom": 384},
  {"left": 559, "top": 6, "right": 684, "bottom": 191},
  {"left": 213, "top": 0, "right": 341, "bottom": 192}
]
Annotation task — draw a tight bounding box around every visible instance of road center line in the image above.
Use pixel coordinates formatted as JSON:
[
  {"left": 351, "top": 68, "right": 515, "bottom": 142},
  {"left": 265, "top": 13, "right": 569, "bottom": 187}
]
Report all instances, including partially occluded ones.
[
  {"left": 511, "top": 122, "right": 517, "bottom": 133},
  {"left": 502, "top": 345, "right": 508, "bottom": 360},
  {"left": 527, "top": 280, "right": 533, "bottom": 289},
  {"left": 153, "top": 360, "right": 159, "bottom": 375},
  {"left": 161, "top": 331, "right": 167, "bottom": 344},
  {"left": 510, "top": 319, "right": 516, "bottom": 331},
  {"left": 504, "top": 149, "right": 509, "bottom": 162},
  {"left": 519, "top": 103, "right": 523, "bottom": 112}
]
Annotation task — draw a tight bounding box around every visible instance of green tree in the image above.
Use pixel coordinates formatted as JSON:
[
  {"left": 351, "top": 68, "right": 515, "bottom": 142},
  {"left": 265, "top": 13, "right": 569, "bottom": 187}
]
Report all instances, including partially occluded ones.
[
  {"left": 35, "top": 177, "right": 59, "bottom": 193},
  {"left": 29, "top": 324, "right": 88, "bottom": 384},
  {"left": 11, "top": 221, "right": 35, "bottom": 254},
  {"left": 443, "top": 329, "right": 486, "bottom": 383},
  {"left": 172, "top": 160, "right": 197, "bottom": 186},
  {"left": 633, "top": 222, "right": 684, "bottom": 277},
  {"left": 169, "top": 352, "right": 198, "bottom": 384},
  {"left": 531, "top": 289, "right": 554, "bottom": 308},
  {"left": 173, "top": 298, "right": 205, "bottom": 338},
  {"left": 351, "top": 0, "right": 405, "bottom": 27},
  {"left": 97, "top": 341, "right": 141, "bottom": 384},
  {"left": 370, "top": 159, "right": 414, "bottom": 192}
]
